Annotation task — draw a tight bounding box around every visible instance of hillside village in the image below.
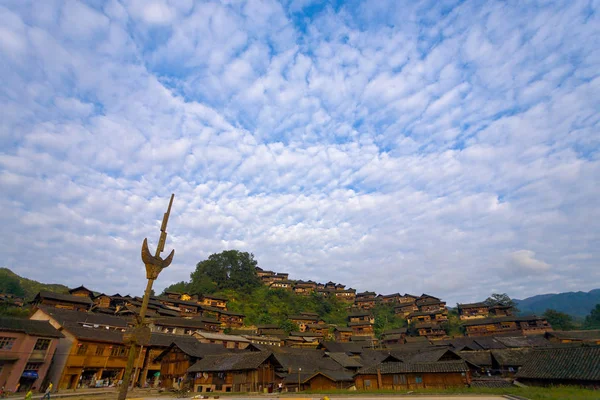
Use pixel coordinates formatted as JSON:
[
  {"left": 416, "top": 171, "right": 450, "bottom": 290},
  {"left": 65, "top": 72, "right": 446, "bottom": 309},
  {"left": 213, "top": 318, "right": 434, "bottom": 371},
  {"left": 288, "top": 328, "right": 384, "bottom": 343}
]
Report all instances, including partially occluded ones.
[{"left": 1, "top": 266, "right": 599, "bottom": 396}]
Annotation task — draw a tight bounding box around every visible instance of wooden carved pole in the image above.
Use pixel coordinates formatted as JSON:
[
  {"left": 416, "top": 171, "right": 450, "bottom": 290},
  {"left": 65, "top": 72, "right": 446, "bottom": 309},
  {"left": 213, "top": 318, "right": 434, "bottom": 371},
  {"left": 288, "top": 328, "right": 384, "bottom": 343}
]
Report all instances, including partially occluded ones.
[{"left": 117, "top": 194, "right": 175, "bottom": 400}]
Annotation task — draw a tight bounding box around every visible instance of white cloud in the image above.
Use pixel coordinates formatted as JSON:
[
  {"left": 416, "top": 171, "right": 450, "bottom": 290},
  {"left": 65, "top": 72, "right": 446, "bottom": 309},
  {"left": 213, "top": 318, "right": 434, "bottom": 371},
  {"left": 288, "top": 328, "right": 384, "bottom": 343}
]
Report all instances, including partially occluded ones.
[{"left": 0, "top": 0, "right": 598, "bottom": 304}]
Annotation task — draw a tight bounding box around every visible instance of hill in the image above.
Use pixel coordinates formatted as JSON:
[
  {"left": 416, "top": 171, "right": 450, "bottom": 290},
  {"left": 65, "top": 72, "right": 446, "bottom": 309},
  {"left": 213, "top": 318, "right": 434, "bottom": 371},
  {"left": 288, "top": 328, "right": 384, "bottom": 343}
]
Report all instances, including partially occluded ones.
[
  {"left": 0, "top": 267, "right": 69, "bottom": 300},
  {"left": 515, "top": 289, "right": 600, "bottom": 318}
]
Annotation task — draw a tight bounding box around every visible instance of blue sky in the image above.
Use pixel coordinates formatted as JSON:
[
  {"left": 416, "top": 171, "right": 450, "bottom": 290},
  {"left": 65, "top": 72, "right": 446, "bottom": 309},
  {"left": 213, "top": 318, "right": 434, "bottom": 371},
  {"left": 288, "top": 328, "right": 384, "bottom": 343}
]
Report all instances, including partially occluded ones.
[{"left": 0, "top": 0, "right": 598, "bottom": 304}]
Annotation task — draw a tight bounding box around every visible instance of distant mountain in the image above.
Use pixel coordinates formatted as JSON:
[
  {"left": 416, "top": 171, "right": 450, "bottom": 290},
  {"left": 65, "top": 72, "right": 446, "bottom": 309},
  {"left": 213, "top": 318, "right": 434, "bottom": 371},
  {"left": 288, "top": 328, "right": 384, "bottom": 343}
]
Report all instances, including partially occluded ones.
[
  {"left": 0, "top": 268, "right": 69, "bottom": 300},
  {"left": 515, "top": 289, "right": 600, "bottom": 318}
]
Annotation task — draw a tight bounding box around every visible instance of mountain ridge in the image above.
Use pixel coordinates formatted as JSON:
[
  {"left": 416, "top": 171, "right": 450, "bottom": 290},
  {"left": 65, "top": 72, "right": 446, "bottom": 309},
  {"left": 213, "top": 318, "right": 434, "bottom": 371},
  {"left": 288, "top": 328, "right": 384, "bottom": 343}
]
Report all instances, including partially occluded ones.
[{"left": 515, "top": 289, "right": 600, "bottom": 317}]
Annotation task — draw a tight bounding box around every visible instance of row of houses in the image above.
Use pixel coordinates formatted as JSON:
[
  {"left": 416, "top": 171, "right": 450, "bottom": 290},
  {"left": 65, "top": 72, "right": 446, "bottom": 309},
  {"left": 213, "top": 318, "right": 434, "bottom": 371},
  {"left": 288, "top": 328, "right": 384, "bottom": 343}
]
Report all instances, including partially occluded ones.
[
  {"left": 1, "top": 302, "right": 599, "bottom": 395},
  {"left": 31, "top": 287, "right": 245, "bottom": 329}
]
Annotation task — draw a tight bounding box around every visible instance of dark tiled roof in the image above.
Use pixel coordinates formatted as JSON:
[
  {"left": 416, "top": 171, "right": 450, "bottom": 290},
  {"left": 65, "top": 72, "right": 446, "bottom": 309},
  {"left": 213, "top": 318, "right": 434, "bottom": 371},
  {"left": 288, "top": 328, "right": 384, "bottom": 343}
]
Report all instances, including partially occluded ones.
[
  {"left": 470, "top": 378, "right": 515, "bottom": 388},
  {"left": 491, "top": 348, "right": 532, "bottom": 366},
  {"left": 318, "top": 341, "right": 363, "bottom": 354},
  {"left": 69, "top": 286, "right": 94, "bottom": 295},
  {"left": 348, "top": 311, "right": 371, "bottom": 317},
  {"left": 516, "top": 346, "right": 600, "bottom": 381},
  {"left": 335, "top": 327, "right": 353, "bottom": 332},
  {"left": 472, "top": 337, "right": 508, "bottom": 350},
  {"left": 188, "top": 351, "right": 274, "bottom": 372},
  {"left": 0, "top": 317, "right": 64, "bottom": 338},
  {"left": 546, "top": 330, "right": 600, "bottom": 341},
  {"left": 494, "top": 335, "right": 551, "bottom": 348},
  {"left": 381, "top": 329, "right": 409, "bottom": 336},
  {"left": 36, "top": 305, "right": 130, "bottom": 328},
  {"left": 457, "top": 302, "right": 488, "bottom": 309},
  {"left": 408, "top": 310, "right": 447, "bottom": 318},
  {"left": 461, "top": 315, "right": 546, "bottom": 327},
  {"left": 36, "top": 291, "right": 93, "bottom": 305},
  {"left": 220, "top": 310, "right": 245, "bottom": 317},
  {"left": 416, "top": 299, "right": 446, "bottom": 306},
  {"left": 62, "top": 322, "right": 124, "bottom": 344},
  {"left": 327, "top": 352, "right": 363, "bottom": 368},
  {"left": 458, "top": 350, "right": 492, "bottom": 367},
  {"left": 152, "top": 317, "right": 210, "bottom": 329},
  {"left": 357, "top": 360, "right": 468, "bottom": 375},
  {"left": 303, "top": 371, "right": 354, "bottom": 383}
]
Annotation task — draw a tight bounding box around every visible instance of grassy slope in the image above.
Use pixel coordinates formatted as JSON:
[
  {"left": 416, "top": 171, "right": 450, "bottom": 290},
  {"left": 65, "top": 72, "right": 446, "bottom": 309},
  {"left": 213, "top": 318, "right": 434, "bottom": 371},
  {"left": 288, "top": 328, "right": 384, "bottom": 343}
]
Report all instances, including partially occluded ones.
[{"left": 0, "top": 267, "right": 69, "bottom": 300}]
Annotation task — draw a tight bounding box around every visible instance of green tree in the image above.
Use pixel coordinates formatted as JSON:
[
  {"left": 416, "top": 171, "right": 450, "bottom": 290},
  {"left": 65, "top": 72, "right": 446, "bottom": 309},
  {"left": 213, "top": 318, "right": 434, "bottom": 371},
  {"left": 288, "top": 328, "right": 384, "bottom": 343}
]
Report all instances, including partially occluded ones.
[
  {"left": 0, "top": 273, "right": 25, "bottom": 297},
  {"left": 162, "top": 281, "right": 190, "bottom": 295},
  {"left": 584, "top": 304, "right": 600, "bottom": 329},
  {"left": 373, "top": 304, "right": 406, "bottom": 337},
  {"left": 484, "top": 293, "right": 519, "bottom": 313},
  {"left": 543, "top": 309, "right": 575, "bottom": 330},
  {"left": 189, "top": 250, "right": 261, "bottom": 294}
]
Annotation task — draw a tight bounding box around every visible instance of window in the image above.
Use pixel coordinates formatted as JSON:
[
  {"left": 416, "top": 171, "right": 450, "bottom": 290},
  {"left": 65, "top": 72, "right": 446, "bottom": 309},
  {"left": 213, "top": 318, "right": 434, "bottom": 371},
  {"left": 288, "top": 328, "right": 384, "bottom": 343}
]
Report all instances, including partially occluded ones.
[
  {"left": 110, "top": 346, "right": 127, "bottom": 357},
  {"left": 76, "top": 344, "right": 88, "bottom": 355},
  {"left": 0, "top": 337, "right": 16, "bottom": 350},
  {"left": 415, "top": 375, "right": 423, "bottom": 384},
  {"left": 96, "top": 346, "right": 105, "bottom": 356},
  {"left": 364, "top": 380, "right": 371, "bottom": 388},
  {"left": 34, "top": 339, "right": 51, "bottom": 351},
  {"left": 393, "top": 375, "right": 406, "bottom": 384},
  {"left": 24, "top": 363, "right": 41, "bottom": 371}
]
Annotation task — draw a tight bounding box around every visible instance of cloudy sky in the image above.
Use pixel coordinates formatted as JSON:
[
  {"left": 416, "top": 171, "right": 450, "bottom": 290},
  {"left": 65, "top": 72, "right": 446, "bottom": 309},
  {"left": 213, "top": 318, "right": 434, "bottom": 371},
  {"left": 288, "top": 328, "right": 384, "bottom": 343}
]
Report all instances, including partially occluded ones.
[{"left": 1, "top": 0, "right": 598, "bottom": 305}]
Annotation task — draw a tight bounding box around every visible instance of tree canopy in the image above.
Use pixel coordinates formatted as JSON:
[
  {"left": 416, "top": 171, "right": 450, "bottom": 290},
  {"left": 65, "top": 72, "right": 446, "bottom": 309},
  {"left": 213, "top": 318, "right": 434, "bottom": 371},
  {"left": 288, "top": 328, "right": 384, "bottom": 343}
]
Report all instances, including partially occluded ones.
[
  {"left": 584, "top": 304, "right": 600, "bottom": 329},
  {"left": 484, "top": 293, "right": 519, "bottom": 312},
  {"left": 543, "top": 309, "right": 575, "bottom": 331},
  {"left": 163, "top": 250, "right": 262, "bottom": 296}
]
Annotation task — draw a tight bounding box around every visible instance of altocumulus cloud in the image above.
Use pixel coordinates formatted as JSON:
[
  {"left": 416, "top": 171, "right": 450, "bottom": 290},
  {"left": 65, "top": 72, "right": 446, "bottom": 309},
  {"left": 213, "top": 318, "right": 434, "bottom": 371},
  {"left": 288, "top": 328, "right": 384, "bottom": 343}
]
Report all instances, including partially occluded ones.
[{"left": 0, "top": 0, "right": 598, "bottom": 304}]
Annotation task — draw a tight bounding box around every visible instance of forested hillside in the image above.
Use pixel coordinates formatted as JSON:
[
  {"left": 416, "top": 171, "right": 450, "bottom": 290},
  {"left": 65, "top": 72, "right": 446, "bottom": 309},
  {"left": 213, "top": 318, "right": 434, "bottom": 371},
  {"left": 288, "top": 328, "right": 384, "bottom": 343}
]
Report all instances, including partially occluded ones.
[{"left": 0, "top": 267, "right": 69, "bottom": 300}]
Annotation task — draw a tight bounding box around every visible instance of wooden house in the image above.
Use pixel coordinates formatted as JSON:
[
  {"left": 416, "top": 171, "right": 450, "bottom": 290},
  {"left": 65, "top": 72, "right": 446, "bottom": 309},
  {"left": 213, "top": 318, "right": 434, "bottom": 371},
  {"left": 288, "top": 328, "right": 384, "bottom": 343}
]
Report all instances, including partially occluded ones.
[
  {"left": 242, "top": 335, "right": 283, "bottom": 347},
  {"left": 457, "top": 302, "right": 489, "bottom": 320},
  {"left": 293, "top": 281, "right": 317, "bottom": 296},
  {"left": 380, "top": 328, "right": 408, "bottom": 346},
  {"left": 488, "top": 304, "right": 514, "bottom": 317},
  {"left": 149, "top": 317, "right": 221, "bottom": 335},
  {"left": 355, "top": 360, "right": 470, "bottom": 390},
  {"left": 92, "top": 294, "right": 112, "bottom": 310},
  {"left": 200, "top": 295, "right": 228, "bottom": 310},
  {"left": 271, "top": 273, "right": 289, "bottom": 282},
  {"left": 192, "top": 332, "right": 250, "bottom": 349},
  {"left": 256, "top": 325, "right": 286, "bottom": 337},
  {"left": 399, "top": 294, "right": 418, "bottom": 304},
  {"left": 218, "top": 310, "right": 245, "bottom": 328},
  {"left": 462, "top": 316, "right": 552, "bottom": 337},
  {"left": 306, "top": 323, "right": 331, "bottom": 339},
  {"left": 416, "top": 294, "right": 441, "bottom": 306},
  {"left": 395, "top": 303, "right": 419, "bottom": 317},
  {"left": 356, "top": 291, "right": 376, "bottom": 300},
  {"left": 269, "top": 281, "right": 293, "bottom": 291},
  {"left": 347, "top": 312, "right": 375, "bottom": 337},
  {"left": 417, "top": 298, "right": 446, "bottom": 313},
  {"left": 155, "top": 340, "right": 231, "bottom": 389},
  {"left": 379, "top": 293, "right": 402, "bottom": 304},
  {"left": 334, "top": 289, "right": 357, "bottom": 302},
  {"left": 187, "top": 351, "right": 282, "bottom": 393},
  {"left": 289, "top": 314, "right": 320, "bottom": 332},
  {"left": 32, "top": 291, "right": 93, "bottom": 312},
  {"left": 545, "top": 330, "right": 600, "bottom": 345},
  {"left": 68, "top": 286, "right": 94, "bottom": 299},
  {"left": 515, "top": 346, "right": 600, "bottom": 388},
  {"left": 354, "top": 298, "right": 376, "bottom": 310},
  {"left": 333, "top": 327, "right": 353, "bottom": 342},
  {"left": 414, "top": 323, "right": 447, "bottom": 339},
  {"left": 324, "top": 281, "right": 337, "bottom": 290},
  {"left": 406, "top": 310, "right": 448, "bottom": 325}
]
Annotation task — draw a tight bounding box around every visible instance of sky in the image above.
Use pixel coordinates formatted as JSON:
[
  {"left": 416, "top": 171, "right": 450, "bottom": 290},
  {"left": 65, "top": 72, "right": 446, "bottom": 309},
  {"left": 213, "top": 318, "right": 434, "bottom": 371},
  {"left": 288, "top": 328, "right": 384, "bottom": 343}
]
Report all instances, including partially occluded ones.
[{"left": 0, "top": 0, "right": 598, "bottom": 305}]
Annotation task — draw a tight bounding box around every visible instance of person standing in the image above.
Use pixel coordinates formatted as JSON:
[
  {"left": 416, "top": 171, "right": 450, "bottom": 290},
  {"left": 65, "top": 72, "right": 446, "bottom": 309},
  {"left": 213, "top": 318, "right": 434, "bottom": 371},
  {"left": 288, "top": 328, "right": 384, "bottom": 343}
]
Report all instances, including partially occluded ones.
[
  {"left": 42, "top": 382, "right": 53, "bottom": 399},
  {"left": 24, "top": 390, "right": 33, "bottom": 400}
]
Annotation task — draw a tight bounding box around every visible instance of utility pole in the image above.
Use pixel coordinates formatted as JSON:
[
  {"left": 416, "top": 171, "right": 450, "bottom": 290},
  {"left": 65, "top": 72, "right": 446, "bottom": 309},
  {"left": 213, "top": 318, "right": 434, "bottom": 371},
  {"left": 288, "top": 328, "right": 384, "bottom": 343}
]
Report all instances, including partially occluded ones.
[{"left": 117, "top": 194, "right": 175, "bottom": 400}]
